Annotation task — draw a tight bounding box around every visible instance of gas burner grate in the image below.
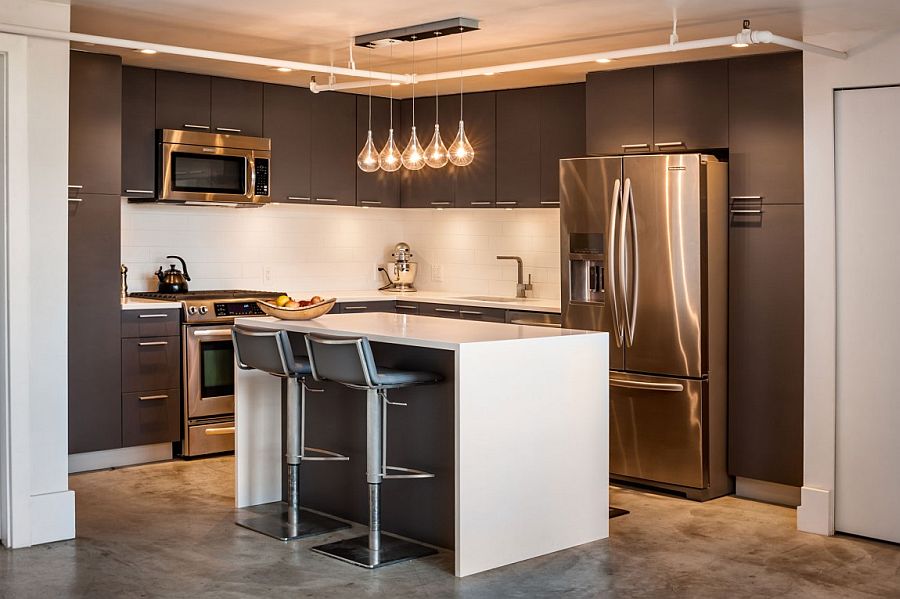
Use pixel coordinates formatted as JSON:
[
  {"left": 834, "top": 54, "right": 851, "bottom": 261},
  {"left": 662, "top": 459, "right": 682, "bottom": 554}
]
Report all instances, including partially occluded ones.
[{"left": 130, "top": 290, "right": 283, "bottom": 301}]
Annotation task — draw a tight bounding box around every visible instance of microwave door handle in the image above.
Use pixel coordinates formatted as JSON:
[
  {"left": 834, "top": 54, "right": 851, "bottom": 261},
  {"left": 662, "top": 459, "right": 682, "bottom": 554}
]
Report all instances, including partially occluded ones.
[
  {"left": 246, "top": 156, "right": 256, "bottom": 200},
  {"left": 607, "top": 178, "right": 623, "bottom": 347}
]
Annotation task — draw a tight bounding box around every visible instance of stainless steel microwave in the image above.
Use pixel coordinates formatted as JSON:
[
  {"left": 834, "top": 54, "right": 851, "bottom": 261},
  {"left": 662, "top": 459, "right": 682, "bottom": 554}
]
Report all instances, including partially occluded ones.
[{"left": 158, "top": 129, "right": 270, "bottom": 205}]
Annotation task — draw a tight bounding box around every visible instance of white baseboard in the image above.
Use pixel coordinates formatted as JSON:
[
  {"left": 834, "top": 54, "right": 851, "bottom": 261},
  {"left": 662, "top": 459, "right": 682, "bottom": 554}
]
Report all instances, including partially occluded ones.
[
  {"left": 68, "top": 443, "right": 173, "bottom": 474},
  {"left": 30, "top": 490, "right": 75, "bottom": 545},
  {"left": 797, "top": 485, "right": 834, "bottom": 535},
  {"left": 735, "top": 477, "right": 801, "bottom": 507}
]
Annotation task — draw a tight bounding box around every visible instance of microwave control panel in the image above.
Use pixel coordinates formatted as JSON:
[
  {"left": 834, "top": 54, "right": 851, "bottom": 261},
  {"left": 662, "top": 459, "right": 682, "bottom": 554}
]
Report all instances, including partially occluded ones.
[{"left": 254, "top": 158, "right": 270, "bottom": 197}]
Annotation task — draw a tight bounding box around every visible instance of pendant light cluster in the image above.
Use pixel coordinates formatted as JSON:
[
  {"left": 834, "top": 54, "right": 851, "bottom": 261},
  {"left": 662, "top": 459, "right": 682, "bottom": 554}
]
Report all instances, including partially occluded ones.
[{"left": 356, "top": 29, "right": 474, "bottom": 173}]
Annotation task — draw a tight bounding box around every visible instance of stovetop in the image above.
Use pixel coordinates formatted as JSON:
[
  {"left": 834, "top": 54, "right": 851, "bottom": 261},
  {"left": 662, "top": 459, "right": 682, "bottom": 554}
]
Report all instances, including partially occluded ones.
[{"left": 129, "top": 289, "right": 282, "bottom": 301}]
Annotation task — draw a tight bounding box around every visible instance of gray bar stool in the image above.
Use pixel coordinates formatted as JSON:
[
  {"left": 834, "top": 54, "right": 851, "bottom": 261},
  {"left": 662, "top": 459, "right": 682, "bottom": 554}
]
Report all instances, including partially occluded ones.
[
  {"left": 231, "top": 325, "right": 350, "bottom": 541},
  {"left": 304, "top": 333, "right": 442, "bottom": 569}
]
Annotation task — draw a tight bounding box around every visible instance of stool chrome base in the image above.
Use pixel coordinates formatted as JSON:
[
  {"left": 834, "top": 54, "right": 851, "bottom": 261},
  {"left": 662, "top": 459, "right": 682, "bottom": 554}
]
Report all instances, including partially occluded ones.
[
  {"left": 235, "top": 502, "right": 350, "bottom": 541},
  {"left": 311, "top": 534, "right": 437, "bottom": 569}
]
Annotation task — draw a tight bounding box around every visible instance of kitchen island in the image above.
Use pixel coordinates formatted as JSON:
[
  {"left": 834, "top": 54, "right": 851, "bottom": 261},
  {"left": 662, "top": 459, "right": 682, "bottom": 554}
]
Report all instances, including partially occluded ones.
[{"left": 234, "top": 312, "right": 608, "bottom": 577}]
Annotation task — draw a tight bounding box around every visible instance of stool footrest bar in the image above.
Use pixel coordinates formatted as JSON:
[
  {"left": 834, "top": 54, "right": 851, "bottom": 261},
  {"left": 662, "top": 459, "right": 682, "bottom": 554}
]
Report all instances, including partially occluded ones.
[
  {"left": 302, "top": 446, "right": 350, "bottom": 461},
  {"left": 382, "top": 465, "right": 435, "bottom": 480}
]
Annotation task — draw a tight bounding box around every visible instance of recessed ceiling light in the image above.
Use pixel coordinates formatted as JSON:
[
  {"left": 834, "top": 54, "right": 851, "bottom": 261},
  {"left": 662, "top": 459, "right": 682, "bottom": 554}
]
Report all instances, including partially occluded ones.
[
  {"left": 390, "top": 81, "right": 401, "bottom": 86},
  {"left": 731, "top": 42, "right": 749, "bottom": 48},
  {"left": 136, "top": 49, "right": 157, "bottom": 55},
  {"left": 595, "top": 58, "right": 612, "bottom": 63},
  {"left": 272, "top": 67, "right": 292, "bottom": 73},
  {"left": 483, "top": 71, "right": 495, "bottom": 76}
]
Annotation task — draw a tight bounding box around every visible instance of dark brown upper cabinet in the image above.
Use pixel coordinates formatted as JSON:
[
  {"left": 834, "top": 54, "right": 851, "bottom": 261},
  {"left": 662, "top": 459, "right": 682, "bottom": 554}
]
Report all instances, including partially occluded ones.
[
  {"left": 400, "top": 94, "right": 458, "bottom": 208},
  {"left": 540, "top": 83, "right": 585, "bottom": 206},
  {"left": 155, "top": 70, "right": 211, "bottom": 132},
  {"left": 729, "top": 52, "right": 803, "bottom": 205},
  {"left": 263, "top": 83, "right": 311, "bottom": 203},
  {"left": 356, "top": 95, "right": 401, "bottom": 207},
  {"left": 310, "top": 91, "right": 357, "bottom": 205},
  {"left": 497, "top": 87, "right": 541, "bottom": 208},
  {"left": 121, "top": 66, "right": 156, "bottom": 198},
  {"left": 453, "top": 91, "right": 496, "bottom": 208},
  {"left": 69, "top": 51, "right": 122, "bottom": 196},
  {"left": 211, "top": 77, "right": 263, "bottom": 137},
  {"left": 653, "top": 60, "right": 728, "bottom": 151},
  {"left": 586, "top": 67, "right": 653, "bottom": 155}
]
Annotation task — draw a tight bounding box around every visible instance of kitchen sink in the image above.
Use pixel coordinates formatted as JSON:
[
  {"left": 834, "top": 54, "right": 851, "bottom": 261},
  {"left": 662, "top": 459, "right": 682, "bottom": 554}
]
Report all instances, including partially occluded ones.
[{"left": 456, "top": 295, "right": 524, "bottom": 303}]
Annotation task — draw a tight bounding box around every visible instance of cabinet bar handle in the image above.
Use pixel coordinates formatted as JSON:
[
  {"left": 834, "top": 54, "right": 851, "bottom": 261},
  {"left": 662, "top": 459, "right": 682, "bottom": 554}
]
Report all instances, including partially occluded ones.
[
  {"left": 139, "top": 394, "right": 168, "bottom": 401},
  {"left": 730, "top": 209, "right": 763, "bottom": 214},
  {"left": 125, "top": 189, "right": 154, "bottom": 194},
  {"left": 459, "top": 310, "right": 482, "bottom": 315},
  {"left": 430, "top": 202, "right": 451, "bottom": 206},
  {"left": 360, "top": 200, "right": 382, "bottom": 205},
  {"left": 67, "top": 198, "right": 83, "bottom": 203},
  {"left": 496, "top": 201, "right": 518, "bottom": 206},
  {"left": 540, "top": 201, "right": 560, "bottom": 205},
  {"left": 215, "top": 127, "right": 242, "bottom": 133},
  {"left": 343, "top": 306, "right": 368, "bottom": 311},
  {"left": 204, "top": 426, "right": 235, "bottom": 436},
  {"left": 434, "top": 308, "right": 458, "bottom": 313},
  {"left": 621, "top": 143, "right": 649, "bottom": 149},
  {"left": 654, "top": 141, "right": 685, "bottom": 148},
  {"left": 183, "top": 124, "right": 210, "bottom": 130},
  {"left": 730, "top": 195, "right": 764, "bottom": 200},
  {"left": 67, "top": 184, "right": 83, "bottom": 189},
  {"left": 286, "top": 196, "right": 310, "bottom": 201},
  {"left": 138, "top": 313, "right": 169, "bottom": 319},
  {"left": 470, "top": 201, "right": 492, "bottom": 206},
  {"left": 396, "top": 304, "right": 417, "bottom": 310},
  {"left": 315, "top": 198, "right": 338, "bottom": 203},
  {"left": 138, "top": 341, "right": 168, "bottom": 346}
]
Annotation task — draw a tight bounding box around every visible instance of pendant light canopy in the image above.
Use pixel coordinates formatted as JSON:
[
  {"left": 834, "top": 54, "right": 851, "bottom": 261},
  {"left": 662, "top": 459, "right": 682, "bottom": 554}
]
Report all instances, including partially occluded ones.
[
  {"left": 448, "top": 27, "right": 475, "bottom": 167},
  {"left": 401, "top": 36, "right": 426, "bottom": 170},
  {"left": 424, "top": 32, "right": 449, "bottom": 169}
]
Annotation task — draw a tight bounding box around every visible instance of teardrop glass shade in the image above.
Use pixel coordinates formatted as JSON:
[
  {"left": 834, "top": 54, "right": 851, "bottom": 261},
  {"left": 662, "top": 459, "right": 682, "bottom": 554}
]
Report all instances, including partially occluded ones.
[
  {"left": 448, "top": 120, "right": 475, "bottom": 167},
  {"left": 379, "top": 129, "right": 402, "bottom": 172},
  {"left": 424, "top": 123, "right": 449, "bottom": 168},
  {"left": 357, "top": 130, "right": 380, "bottom": 172},
  {"left": 401, "top": 126, "right": 426, "bottom": 170}
]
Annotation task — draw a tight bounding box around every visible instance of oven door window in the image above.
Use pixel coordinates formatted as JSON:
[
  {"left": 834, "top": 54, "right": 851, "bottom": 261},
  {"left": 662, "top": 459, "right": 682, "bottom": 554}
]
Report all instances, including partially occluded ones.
[
  {"left": 171, "top": 152, "right": 246, "bottom": 195},
  {"left": 200, "top": 340, "right": 235, "bottom": 398}
]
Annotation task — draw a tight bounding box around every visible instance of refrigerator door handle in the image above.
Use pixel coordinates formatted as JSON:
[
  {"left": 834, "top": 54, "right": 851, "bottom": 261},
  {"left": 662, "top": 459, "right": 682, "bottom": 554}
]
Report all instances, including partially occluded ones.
[
  {"left": 607, "top": 178, "right": 624, "bottom": 347},
  {"left": 623, "top": 177, "right": 639, "bottom": 346}
]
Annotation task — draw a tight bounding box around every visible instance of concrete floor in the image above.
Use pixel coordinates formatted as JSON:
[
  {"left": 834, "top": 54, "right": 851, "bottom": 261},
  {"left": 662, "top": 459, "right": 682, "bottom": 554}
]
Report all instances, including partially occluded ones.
[{"left": 1, "top": 457, "right": 898, "bottom": 598}]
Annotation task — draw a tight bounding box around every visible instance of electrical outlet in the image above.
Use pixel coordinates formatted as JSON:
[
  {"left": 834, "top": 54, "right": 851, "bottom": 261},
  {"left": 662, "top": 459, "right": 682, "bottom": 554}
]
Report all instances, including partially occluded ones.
[
  {"left": 263, "top": 266, "right": 272, "bottom": 282},
  {"left": 431, "top": 264, "right": 444, "bottom": 282},
  {"left": 374, "top": 264, "right": 381, "bottom": 282}
]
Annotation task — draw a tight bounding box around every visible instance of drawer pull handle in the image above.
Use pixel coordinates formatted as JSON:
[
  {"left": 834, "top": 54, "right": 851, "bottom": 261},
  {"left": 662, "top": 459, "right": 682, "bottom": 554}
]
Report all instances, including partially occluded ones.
[
  {"left": 360, "top": 200, "right": 382, "bottom": 205},
  {"left": 470, "top": 201, "right": 492, "bottom": 206},
  {"left": 343, "top": 306, "right": 368, "bottom": 311},
  {"left": 139, "top": 394, "right": 168, "bottom": 401},
  {"left": 621, "top": 143, "right": 650, "bottom": 149},
  {"left": 183, "top": 124, "right": 210, "bottom": 130},
  {"left": 396, "top": 305, "right": 417, "bottom": 310},
  {"left": 138, "top": 341, "right": 168, "bottom": 346},
  {"left": 204, "top": 426, "right": 235, "bottom": 436},
  {"left": 287, "top": 196, "right": 311, "bottom": 201},
  {"left": 540, "top": 201, "right": 560, "bottom": 205},
  {"left": 125, "top": 189, "right": 154, "bottom": 194},
  {"left": 459, "top": 310, "right": 483, "bottom": 315},
  {"left": 68, "top": 198, "right": 83, "bottom": 203},
  {"left": 215, "top": 127, "right": 242, "bottom": 133},
  {"left": 730, "top": 209, "right": 763, "bottom": 215},
  {"left": 434, "top": 308, "right": 458, "bottom": 313},
  {"left": 731, "top": 195, "right": 764, "bottom": 200},
  {"left": 138, "top": 313, "right": 169, "bottom": 319},
  {"left": 315, "top": 197, "right": 338, "bottom": 203},
  {"left": 496, "top": 201, "right": 518, "bottom": 206},
  {"left": 430, "top": 202, "right": 451, "bottom": 206},
  {"left": 67, "top": 184, "right": 83, "bottom": 189}
]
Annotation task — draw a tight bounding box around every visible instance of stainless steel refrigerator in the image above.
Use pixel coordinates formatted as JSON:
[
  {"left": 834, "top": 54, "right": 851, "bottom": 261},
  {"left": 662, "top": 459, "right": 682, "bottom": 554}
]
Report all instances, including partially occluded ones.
[{"left": 560, "top": 154, "right": 732, "bottom": 500}]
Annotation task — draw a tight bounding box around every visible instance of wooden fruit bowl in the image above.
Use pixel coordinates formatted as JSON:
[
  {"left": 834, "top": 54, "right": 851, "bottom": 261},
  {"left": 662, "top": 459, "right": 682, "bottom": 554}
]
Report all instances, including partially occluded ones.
[{"left": 256, "top": 298, "right": 336, "bottom": 320}]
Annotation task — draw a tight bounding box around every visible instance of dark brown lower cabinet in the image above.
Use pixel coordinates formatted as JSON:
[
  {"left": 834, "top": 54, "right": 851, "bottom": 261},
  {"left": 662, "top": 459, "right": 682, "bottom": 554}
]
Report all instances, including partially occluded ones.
[
  {"left": 728, "top": 203, "right": 804, "bottom": 486},
  {"left": 122, "top": 336, "right": 181, "bottom": 393},
  {"left": 458, "top": 306, "right": 506, "bottom": 322},
  {"left": 123, "top": 388, "right": 181, "bottom": 447},
  {"left": 69, "top": 194, "right": 122, "bottom": 454}
]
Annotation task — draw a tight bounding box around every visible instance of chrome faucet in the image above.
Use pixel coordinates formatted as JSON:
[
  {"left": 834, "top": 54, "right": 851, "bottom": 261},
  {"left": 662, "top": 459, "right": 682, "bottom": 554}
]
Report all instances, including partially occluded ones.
[{"left": 496, "top": 255, "right": 533, "bottom": 298}]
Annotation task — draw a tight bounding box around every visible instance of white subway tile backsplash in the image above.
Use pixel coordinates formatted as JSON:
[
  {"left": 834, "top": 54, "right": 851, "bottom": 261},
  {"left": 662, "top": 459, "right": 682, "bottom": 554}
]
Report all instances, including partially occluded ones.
[{"left": 121, "top": 200, "right": 560, "bottom": 297}]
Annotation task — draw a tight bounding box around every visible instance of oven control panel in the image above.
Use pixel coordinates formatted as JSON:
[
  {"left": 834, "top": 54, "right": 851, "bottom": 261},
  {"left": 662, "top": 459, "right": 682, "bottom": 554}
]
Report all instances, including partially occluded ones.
[
  {"left": 183, "top": 299, "right": 272, "bottom": 323},
  {"left": 215, "top": 301, "right": 265, "bottom": 318}
]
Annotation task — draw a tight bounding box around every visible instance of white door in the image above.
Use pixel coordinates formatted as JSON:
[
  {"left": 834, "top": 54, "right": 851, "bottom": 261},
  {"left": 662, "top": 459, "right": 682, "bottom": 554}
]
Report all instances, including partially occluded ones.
[{"left": 835, "top": 85, "right": 900, "bottom": 544}]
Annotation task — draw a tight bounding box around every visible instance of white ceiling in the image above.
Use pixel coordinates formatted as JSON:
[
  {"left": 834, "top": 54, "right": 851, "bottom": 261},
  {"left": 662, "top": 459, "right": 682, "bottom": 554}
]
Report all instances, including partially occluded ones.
[{"left": 70, "top": 0, "right": 900, "bottom": 96}]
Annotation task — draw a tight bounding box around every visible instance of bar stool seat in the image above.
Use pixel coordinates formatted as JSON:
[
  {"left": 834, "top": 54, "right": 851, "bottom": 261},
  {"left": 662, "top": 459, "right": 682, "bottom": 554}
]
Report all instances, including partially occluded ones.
[
  {"left": 231, "top": 325, "right": 350, "bottom": 542},
  {"left": 304, "top": 333, "right": 442, "bottom": 569}
]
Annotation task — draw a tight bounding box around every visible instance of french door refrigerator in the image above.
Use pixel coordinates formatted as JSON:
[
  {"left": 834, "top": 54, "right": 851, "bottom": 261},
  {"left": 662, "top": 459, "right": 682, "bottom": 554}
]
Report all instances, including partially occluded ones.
[{"left": 560, "top": 154, "right": 732, "bottom": 500}]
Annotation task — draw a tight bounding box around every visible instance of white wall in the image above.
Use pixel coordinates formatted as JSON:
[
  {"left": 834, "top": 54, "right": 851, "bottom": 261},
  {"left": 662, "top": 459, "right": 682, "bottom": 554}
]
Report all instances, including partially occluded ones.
[
  {"left": 0, "top": 0, "right": 75, "bottom": 547},
  {"left": 801, "top": 31, "right": 900, "bottom": 536},
  {"left": 122, "top": 202, "right": 561, "bottom": 299}
]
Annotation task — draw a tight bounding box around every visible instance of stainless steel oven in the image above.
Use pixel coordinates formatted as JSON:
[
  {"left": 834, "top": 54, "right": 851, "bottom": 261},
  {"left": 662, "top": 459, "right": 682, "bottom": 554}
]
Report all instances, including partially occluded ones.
[{"left": 158, "top": 129, "right": 271, "bottom": 205}]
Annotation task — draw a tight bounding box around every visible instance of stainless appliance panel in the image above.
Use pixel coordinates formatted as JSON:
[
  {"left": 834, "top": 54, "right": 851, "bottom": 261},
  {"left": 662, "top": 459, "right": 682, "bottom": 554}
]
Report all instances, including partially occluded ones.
[
  {"left": 621, "top": 154, "right": 704, "bottom": 378},
  {"left": 187, "top": 419, "right": 235, "bottom": 455},
  {"left": 609, "top": 372, "right": 707, "bottom": 489},
  {"left": 184, "top": 324, "right": 235, "bottom": 420},
  {"left": 560, "top": 156, "right": 625, "bottom": 371}
]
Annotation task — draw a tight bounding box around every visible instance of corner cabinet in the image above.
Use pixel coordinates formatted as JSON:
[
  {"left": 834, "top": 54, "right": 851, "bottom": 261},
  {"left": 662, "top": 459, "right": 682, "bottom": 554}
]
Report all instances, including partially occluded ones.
[
  {"left": 263, "top": 83, "right": 312, "bottom": 203},
  {"left": 356, "top": 95, "right": 401, "bottom": 207},
  {"left": 310, "top": 91, "right": 357, "bottom": 205}
]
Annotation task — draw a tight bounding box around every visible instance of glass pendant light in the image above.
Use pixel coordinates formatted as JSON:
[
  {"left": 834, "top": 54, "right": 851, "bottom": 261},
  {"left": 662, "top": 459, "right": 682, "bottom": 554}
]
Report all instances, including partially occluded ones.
[
  {"left": 379, "top": 42, "right": 402, "bottom": 172},
  {"left": 448, "top": 27, "right": 475, "bottom": 167},
  {"left": 401, "top": 36, "right": 426, "bottom": 170},
  {"left": 424, "top": 32, "right": 448, "bottom": 169},
  {"left": 357, "top": 47, "right": 380, "bottom": 172}
]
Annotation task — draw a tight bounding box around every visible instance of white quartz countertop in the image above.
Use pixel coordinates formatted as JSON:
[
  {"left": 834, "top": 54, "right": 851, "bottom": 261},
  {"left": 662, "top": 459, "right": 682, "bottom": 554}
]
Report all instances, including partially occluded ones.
[
  {"left": 235, "top": 312, "right": 599, "bottom": 350},
  {"left": 286, "top": 289, "right": 561, "bottom": 313},
  {"left": 120, "top": 297, "right": 183, "bottom": 310}
]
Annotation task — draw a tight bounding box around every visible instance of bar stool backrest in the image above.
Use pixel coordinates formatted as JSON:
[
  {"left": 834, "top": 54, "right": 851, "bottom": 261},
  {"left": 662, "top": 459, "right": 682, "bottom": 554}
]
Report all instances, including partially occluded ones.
[
  {"left": 232, "top": 325, "right": 294, "bottom": 377},
  {"left": 304, "top": 333, "right": 379, "bottom": 389}
]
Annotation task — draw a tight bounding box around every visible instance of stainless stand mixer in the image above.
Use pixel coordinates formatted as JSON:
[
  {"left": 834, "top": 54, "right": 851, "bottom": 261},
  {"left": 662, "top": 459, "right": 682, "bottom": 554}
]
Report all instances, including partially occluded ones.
[{"left": 378, "top": 242, "right": 418, "bottom": 292}]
